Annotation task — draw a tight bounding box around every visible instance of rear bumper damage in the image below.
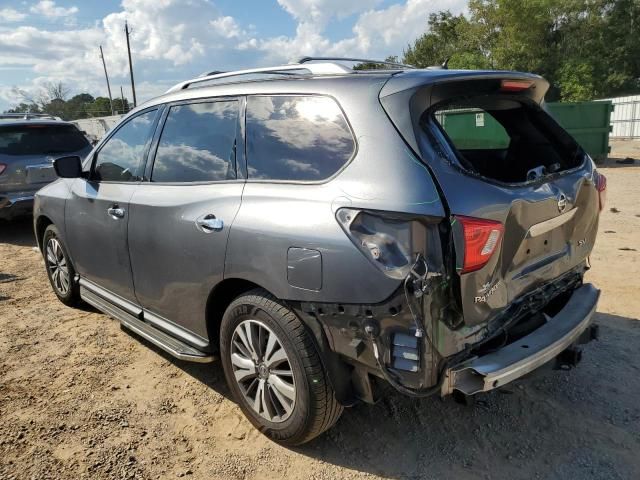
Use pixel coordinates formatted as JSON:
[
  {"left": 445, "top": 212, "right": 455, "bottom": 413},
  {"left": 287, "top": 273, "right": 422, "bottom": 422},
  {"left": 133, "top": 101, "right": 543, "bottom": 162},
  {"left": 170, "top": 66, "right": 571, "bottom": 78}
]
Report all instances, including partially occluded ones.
[
  {"left": 294, "top": 267, "right": 598, "bottom": 404},
  {"left": 441, "top": 283, "right": 600, "bottom": 396},
  {"left": 0, "top": 191, "right": 35, "bottom": 219}
]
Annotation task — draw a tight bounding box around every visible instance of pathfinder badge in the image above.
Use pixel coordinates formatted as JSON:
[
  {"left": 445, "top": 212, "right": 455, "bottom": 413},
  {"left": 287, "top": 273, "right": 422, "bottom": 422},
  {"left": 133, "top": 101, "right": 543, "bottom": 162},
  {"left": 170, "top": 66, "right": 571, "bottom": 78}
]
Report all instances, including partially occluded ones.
[{"left": 475, "top": 281, "right": 500, "bottom": 303}]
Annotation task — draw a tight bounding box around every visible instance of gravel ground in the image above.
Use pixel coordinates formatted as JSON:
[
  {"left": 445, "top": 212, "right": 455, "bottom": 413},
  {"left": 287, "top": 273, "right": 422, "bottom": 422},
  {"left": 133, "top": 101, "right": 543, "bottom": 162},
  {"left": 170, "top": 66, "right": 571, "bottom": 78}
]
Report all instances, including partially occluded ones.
[{"left": 1, "top": 144, "right": 639, "bottom": 479}]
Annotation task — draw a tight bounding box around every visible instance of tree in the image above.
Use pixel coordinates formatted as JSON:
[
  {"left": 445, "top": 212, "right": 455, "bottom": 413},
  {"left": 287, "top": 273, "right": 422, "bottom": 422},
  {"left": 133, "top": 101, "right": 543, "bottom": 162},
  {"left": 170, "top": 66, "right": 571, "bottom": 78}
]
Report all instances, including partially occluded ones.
[
  {"left": 5, "top": 103, "right": 41, "bottom": 114},
  {"left": 65, "top": 94, "right": 96, "bottom": 119},
  {"left": 45, "top": 82, "right": 70, "bottom": 102},
  {"left": 86, "top": 97, "right": 114, "bottom": 117},
  {"left": 112, "top": 98, "right": 130, "bottom": 115},
  {"left": 3, "top": 86, "right": 130, "bottom": 120},
  {"left": 353, "top": 55, "right": 407, "bottom": 70},
  {"left": 402, "top": 0, "right": 640, "bottom": 101}
]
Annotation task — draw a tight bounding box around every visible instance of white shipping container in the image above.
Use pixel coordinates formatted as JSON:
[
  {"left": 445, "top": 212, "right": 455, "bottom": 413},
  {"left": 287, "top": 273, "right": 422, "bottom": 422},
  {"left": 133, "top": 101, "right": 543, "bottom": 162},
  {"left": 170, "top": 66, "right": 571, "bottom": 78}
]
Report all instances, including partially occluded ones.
[
  {"left": 72, "top": 115, "right": 123, "bottom": 143},
  {"left": 599, "top": 95, "right": 640, "bottom": 138}
]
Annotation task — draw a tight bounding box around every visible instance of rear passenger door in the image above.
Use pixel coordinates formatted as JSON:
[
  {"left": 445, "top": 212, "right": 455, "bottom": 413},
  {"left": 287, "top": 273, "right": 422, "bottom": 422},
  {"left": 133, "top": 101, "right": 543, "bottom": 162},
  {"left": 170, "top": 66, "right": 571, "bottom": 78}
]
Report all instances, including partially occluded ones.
[{"left": 127, "top": 98, "right": 244, "bottom": 346}]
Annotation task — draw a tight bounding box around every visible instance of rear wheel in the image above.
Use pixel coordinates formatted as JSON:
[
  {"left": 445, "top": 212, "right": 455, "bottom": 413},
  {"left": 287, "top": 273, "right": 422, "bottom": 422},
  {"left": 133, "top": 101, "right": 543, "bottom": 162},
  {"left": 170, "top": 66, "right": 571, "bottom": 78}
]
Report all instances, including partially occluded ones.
[
  {"left": 43, "top": 225, "right": 80, "bottom": 306},
  {"left": 220, "top": 289, "right": 343, "bottom": 445}
]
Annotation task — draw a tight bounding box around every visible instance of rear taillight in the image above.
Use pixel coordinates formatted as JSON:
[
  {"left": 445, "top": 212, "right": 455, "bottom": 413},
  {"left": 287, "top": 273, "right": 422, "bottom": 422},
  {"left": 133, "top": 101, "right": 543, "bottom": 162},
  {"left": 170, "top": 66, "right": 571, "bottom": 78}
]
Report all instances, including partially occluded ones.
[
  {"left": 594, "top": 170, "right": 607, "bottom": 212},
  {"left": 0, "top": 163, "right": 6, "bottom": 175},
  {"left": 456, "top": 216, "right": 504, "bottom": 273}
]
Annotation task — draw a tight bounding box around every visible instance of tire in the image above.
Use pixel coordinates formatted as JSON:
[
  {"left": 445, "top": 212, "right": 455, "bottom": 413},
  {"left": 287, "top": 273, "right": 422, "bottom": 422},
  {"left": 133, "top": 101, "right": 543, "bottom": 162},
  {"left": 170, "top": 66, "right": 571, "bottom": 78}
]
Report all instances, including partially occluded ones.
[
  {"left": 42, "top": 224, "right": 80, "bottom": 306},
  {"left": 220, "top": 289, "right": 343, "bottom": 445}
]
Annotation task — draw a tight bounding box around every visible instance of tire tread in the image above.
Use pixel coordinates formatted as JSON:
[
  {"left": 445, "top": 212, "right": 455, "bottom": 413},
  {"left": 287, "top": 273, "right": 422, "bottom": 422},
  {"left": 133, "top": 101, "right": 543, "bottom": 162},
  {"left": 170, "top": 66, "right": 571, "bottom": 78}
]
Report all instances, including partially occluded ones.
[{"left": 223, "top": 289, "right": 343, "bottom": 444}]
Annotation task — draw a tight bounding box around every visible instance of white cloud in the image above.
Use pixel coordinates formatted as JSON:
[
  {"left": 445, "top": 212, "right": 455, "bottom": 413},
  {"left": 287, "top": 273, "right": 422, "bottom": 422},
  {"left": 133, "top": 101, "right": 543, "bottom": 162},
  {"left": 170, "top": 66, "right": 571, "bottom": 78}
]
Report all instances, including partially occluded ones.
[
  {"left": 276, "top": 0, "right": 381, "bottom": 27},
  {"left": 210, "top": 16, "right": 243, "bottom": 39},
  {"left": 0, "top": 0, "right": 468, "bottom": 113},
  {"left": 248, "top": 0, "right": 467, "bottom": 62},
  {"left": 0, "top": 7, "right": 27, "bottom": 22},
  {"left": 30, "top": 1, "right": 79, "bottom": 18},
  {"left": 101, "top": 0, "right": 240, "bottom": 72},
  {"left": 0, "top": 26, "right": 104, "bottom": 77},
  {"left": 328, "top": 0, "right": 468, "bottom": 56}
]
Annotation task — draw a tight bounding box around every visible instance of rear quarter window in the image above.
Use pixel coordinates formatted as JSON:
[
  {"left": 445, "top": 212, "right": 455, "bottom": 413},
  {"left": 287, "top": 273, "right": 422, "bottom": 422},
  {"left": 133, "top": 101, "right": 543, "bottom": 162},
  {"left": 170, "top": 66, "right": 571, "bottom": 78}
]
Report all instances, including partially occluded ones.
[{"left": 246, "top": 95, "right": 355, "bottom": 182}]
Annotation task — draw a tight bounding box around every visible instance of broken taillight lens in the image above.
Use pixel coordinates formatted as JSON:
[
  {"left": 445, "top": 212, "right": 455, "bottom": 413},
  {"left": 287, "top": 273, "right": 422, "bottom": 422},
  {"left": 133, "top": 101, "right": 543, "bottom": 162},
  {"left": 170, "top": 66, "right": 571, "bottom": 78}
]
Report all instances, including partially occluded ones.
[
  {"left": 0, "top": 163, "right": 6, "bottom": 175},
  {"left": 456, "top": 216, "right": 504, "bottom": 273},
  {"left": 594, "top": 170, "right": 607, "bottom": 212}
]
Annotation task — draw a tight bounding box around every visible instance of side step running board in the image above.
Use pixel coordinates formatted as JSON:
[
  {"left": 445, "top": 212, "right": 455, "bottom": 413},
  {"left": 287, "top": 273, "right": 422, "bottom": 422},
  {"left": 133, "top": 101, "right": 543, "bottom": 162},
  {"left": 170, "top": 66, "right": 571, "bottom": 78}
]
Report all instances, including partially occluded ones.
[{"left": 81, "top": 287, "right": 215, "bottom": 364}]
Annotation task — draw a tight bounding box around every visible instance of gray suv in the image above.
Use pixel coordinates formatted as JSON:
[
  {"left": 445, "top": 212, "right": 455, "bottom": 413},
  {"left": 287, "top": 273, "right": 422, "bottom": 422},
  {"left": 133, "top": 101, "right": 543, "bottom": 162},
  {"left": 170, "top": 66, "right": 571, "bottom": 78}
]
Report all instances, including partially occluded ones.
[
  {"left": 0, "top": 114, "right": 91, "bottom": 219},
  {"left": 34, "top": 58, "right": 605, "bottom": 445}
]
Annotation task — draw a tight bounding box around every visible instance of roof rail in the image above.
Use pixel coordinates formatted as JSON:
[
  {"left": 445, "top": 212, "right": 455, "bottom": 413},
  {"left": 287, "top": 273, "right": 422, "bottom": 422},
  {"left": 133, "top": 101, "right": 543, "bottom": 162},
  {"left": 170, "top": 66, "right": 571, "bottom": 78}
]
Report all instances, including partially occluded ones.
[
  {"left": 297, "top": 56, "right": 415, "bottom": 69},
  {"left": 0, "top": 113, "right": 62, "bottom": 121},
  {"left": 166, "top": 62, "right": 352, "bottom": 93},
  {"left": 197, "top": 70, "right": 226, "bottom": 78}
]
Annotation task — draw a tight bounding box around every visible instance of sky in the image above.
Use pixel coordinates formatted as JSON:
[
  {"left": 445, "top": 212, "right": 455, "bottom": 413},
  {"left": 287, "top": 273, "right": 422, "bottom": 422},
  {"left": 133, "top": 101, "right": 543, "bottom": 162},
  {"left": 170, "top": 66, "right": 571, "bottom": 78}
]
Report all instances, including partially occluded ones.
[{"left": 0, "top": 0, "right": 467, "bottom": 113}]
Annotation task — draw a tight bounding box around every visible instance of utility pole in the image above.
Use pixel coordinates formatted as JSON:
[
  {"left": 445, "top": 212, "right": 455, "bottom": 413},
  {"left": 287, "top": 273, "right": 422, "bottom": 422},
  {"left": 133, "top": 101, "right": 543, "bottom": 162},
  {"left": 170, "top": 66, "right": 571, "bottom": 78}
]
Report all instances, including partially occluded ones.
[
  {"left": 125, "top": 21, "right": 137, "bottom": 108},
  {"left": 99, "top": 45, "right": 115, "bottom": 116},
  {"left": 120, "top": 86, "right": 126, "bottom": 114}
]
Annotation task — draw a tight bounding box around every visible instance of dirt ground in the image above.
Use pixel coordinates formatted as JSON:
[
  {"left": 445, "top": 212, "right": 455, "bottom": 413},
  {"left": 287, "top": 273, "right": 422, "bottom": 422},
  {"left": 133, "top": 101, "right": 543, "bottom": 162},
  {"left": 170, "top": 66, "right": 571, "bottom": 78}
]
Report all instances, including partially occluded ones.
[{"left": 1, "top": 142, "right": 639, "bottom": 480}]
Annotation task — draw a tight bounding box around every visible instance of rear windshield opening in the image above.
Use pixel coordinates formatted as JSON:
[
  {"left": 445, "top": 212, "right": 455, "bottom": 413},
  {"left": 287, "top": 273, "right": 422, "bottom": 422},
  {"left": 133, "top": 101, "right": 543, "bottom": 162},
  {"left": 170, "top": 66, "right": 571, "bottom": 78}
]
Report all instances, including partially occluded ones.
[
  {"left": 431, "top": 96, "right": 583, "bottom": 184},
  {"left": 0, "top": 124, "right": 89, "bottom": 156}
]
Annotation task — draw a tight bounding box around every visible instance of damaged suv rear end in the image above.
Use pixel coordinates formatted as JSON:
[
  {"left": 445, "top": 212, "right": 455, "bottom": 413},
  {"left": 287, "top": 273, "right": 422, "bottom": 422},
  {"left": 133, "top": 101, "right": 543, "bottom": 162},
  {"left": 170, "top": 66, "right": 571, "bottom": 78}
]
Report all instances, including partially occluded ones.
[
  {"left": 36, "top": 61, "right": 604, "bottom": 445},
  {"left": 305, "top": 69, "right": 604, "bottom": 404}
]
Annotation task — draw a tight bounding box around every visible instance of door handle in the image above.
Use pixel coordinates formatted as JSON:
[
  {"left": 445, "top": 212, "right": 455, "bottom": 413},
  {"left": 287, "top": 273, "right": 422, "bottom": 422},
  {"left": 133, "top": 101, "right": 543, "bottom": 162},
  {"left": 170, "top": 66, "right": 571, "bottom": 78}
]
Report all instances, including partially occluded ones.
[
  {"left": 196, "top": 214, "right": 224, "bottom": 232},
  {"left": 107, "top": 206, "right": 125, "bottom": 219}
]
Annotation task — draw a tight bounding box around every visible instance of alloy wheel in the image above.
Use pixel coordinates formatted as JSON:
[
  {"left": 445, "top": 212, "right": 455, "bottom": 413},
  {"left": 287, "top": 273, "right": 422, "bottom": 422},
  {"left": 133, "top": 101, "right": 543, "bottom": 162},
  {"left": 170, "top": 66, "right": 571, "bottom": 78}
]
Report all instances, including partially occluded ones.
[
  {"left": 230, "top": 319, "right": 296, "bottom": 423},
  {"left": 46, "top": 238, "right": 70, "bottom": 295}
]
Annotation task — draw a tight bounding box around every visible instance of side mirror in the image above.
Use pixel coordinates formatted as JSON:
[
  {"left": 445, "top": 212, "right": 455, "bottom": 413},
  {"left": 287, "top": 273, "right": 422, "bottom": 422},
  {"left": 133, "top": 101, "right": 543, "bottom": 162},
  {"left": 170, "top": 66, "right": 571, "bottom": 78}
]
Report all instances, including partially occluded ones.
[{"left": 53, "top": 155, "right": 83, "bottom": 178}]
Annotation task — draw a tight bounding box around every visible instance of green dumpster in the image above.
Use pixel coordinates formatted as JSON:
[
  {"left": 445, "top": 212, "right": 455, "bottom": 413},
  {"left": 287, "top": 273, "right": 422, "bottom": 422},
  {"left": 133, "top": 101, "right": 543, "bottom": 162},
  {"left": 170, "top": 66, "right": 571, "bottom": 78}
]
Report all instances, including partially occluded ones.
[
  {"left": 437, "top": 101, "right": 613, "bottom": 161},
  {"left": 546, "top": 101, "right": 613, "bottom": 161}
]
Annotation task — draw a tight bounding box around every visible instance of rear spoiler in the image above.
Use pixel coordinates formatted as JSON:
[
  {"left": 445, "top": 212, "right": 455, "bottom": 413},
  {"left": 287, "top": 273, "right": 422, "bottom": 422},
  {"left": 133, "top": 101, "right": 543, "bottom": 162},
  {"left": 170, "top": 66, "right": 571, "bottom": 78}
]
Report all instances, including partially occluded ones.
[{"left": 379, "top": 70, "right": 549, "bottom": 155}]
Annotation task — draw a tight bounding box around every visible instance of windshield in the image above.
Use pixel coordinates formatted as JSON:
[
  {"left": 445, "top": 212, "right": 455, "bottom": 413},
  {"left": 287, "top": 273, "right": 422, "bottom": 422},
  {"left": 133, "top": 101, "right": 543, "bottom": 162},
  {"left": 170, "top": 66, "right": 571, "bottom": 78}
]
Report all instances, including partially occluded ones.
[{"left": 0, "top": 124, "right": 89, "bottom": 156}]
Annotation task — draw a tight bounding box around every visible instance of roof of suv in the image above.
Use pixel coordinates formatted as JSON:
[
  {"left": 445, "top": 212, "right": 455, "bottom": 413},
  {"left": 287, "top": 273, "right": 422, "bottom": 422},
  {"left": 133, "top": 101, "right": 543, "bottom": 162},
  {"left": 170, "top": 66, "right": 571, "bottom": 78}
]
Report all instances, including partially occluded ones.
[
  {"left": 128, "top": 58, "right": 544, "bottom": 119},
  {"left": 0, "top": 114, "right": 70, "bottom": 127},
  {"left": 0, "top": 119, "right": 73, "bottom": 127}
]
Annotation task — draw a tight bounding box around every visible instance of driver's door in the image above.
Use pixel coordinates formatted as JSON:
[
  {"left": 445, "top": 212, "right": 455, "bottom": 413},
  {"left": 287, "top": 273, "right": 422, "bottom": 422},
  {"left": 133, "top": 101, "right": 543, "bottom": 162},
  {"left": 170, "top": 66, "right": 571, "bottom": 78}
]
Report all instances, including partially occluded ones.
[{"left": 65, "top": 108, "right": 160, "bottom": 309}]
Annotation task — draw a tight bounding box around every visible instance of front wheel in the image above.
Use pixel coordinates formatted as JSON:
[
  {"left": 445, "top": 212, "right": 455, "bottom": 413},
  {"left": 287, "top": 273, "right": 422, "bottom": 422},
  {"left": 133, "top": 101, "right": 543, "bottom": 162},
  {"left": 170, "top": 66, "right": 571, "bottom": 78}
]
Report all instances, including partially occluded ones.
[
  {"left": 220, "top": 289, "right": 343, "bottom": 445},
  {"left": 42, "top": 225, "right": 80, "bottom": 306}
]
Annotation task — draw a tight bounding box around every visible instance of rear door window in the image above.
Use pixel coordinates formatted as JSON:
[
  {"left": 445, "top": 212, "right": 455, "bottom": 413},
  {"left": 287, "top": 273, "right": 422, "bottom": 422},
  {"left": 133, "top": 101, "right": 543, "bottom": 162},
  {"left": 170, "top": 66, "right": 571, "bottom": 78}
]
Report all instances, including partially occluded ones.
[
  {"left": 0, "top": 124, "right": 89, "bottom": 156},
  {"left": 94, "top": 109, "right": 157, "bottom": 182},
  {"left": 151, "top": 100, "right": 238, "bottom": 182},
  {"left": 246, "top": 95, "right": 355, "bottom": 181}
]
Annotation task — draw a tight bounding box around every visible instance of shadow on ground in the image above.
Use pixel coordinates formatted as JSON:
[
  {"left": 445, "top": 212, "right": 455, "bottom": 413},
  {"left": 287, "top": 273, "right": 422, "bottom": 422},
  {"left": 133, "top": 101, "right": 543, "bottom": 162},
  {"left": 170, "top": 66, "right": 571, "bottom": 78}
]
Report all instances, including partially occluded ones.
[
  {"left": 122, "top": 326, "right": 233, "bottom": 402},
  {"left": 599, "top": 157, "right": 640, "bottom": 169},
  {"left": 0, "top": 217, "right": 37, "bottom": 247},
  {"left": 120, "top": 309, "right": 640, "bottom": 479},
  {"left": 297, "top": 312, "right": 640, "bottom": 479}
]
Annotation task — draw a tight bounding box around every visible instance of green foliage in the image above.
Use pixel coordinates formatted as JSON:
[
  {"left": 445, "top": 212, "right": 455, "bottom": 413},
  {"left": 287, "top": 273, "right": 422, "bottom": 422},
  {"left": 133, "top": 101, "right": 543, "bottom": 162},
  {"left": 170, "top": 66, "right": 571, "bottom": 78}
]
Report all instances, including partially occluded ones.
[
  {"left": 353, "top": 55, "right": 406, "bottom": 70},
  {"left": 5, "top": 103, "right": 41, "bottom": 114},
  {"left": 557, "top": 61, "right": 597, "bottom": 102},
  {"left": 3, "top": 84, "right": 130, "bottom": 120},
  {"left": 402, "top": 0, "right": 640, "bottom": 101}
]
